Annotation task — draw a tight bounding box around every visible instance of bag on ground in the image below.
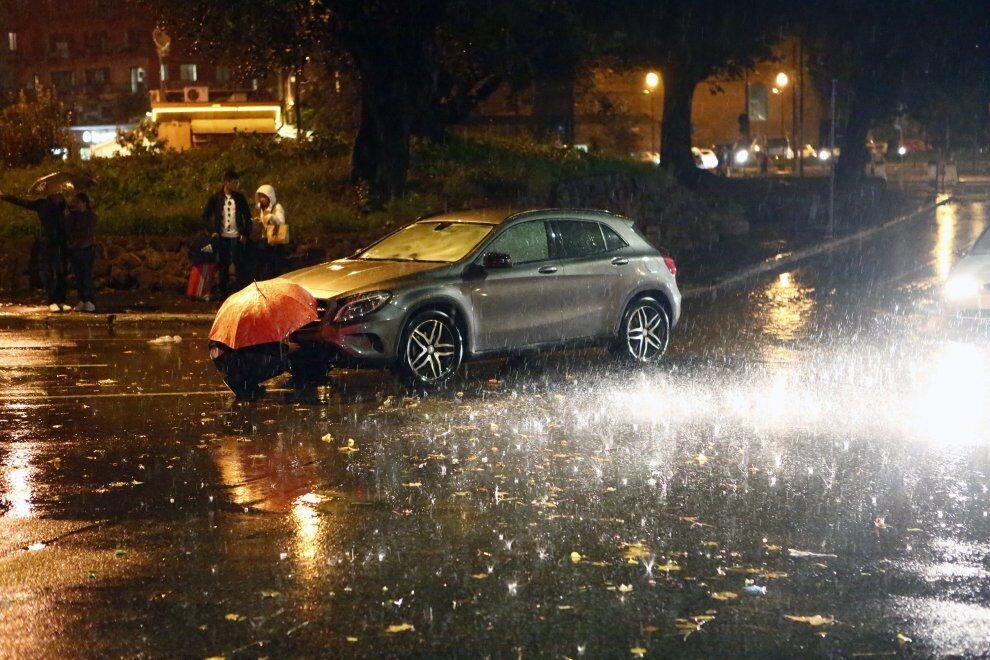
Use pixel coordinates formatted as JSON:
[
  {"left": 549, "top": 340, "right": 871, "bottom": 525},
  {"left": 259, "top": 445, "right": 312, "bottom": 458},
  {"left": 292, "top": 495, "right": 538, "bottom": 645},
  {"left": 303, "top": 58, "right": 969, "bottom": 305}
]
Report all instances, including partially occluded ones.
[{"left": 186, "top": 262, "right": 217, "bottom": 300}]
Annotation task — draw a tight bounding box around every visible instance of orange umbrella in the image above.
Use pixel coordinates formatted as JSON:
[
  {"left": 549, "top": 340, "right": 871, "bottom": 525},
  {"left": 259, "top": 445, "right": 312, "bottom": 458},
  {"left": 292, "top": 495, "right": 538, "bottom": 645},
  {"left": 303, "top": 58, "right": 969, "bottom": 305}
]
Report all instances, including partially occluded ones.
[{"left": 209, "top": 279, "right": 319, "bottom": 350}]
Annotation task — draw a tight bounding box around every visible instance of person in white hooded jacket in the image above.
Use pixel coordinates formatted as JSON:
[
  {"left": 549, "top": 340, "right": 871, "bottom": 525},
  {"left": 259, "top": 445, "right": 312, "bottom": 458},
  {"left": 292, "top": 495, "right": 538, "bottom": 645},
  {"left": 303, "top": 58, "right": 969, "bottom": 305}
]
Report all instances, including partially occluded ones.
[{"left": 253, "top": 184, "right": 288, "bottom": 279}]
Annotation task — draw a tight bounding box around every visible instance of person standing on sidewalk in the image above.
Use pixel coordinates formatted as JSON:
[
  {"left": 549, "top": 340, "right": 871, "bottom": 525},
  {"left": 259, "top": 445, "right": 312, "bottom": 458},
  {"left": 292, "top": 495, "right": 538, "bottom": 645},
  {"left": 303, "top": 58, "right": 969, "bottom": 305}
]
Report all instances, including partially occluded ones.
[
  {"left": 254, "top": 184, "right": 289, "bottom": 280},
  {"left": 202, "top": 170, "right": 251, "bottom": 299},
  {"left": 0, "top": 188, "right": 69, "bottom": 312},
  {"left": 65, "top": 192, "right": 98, "bottom": 312}
]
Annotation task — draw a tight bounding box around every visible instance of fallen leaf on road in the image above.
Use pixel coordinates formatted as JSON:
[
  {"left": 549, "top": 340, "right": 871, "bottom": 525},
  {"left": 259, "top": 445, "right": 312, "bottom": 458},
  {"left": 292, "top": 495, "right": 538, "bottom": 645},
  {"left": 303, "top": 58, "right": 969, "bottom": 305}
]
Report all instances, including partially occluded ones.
[
  {"left": 385, "top": 623, "right": 415, "bottom": 634},
  {"left": 711, "top": 591, "right": 738, "bottom": 601},
  {"left": 346, "top": 636, "right": 358, "bottom": 643},
  {"left": 621, "top": 542, "right": 651, "bottom": 560},
  {"left": 654, "top": 561, "right": 681, "bottom": 572},
  {"left": 260, "top": 590, "right": 280, "bottom": 598},
  {"left": 764, "top": 544, "right": 782, "bottom": 552},
  {"left": 321, "top": 433, "right": 333, "bottom": 443},
  {"left": 471, "top": 573, "right": 488, "bottom": 579},
  {"left": 897, "top": 633, "right": 912, "bottom": 645},
  {"left": 630, "top": 647, "right": 647, "bottom": 657},
  {"left": 784, "top": 615, "right": 835, "bottom": 626},
  {"left": 570, "top": 551, "right": 582, "bottom": 564},
  {"left": 618, "top": 584, "right": 634, "bottom": 593},
  {"left": 224, "top": 613, "right": 244, "bottom": 622},
  {"left": 402, "top": 482, "right": 423, "bottom": 488},
  {"left": 693, "top": 453, "right": 708, "bottom": 466}
]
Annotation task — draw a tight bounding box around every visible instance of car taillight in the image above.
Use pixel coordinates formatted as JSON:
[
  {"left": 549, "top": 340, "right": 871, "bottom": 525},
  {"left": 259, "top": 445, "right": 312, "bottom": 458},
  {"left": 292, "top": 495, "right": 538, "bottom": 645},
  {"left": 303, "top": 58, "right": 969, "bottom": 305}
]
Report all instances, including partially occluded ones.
[{"left": 663, "top": 256, "right": 677, "bottom": 277}]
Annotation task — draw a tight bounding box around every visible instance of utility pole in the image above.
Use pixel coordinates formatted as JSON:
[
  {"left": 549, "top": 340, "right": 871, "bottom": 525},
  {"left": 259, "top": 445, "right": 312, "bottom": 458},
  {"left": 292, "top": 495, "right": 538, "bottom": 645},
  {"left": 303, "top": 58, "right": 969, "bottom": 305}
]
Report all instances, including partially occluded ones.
[
  {"left": 827, "top": 79, "right": 837, "bottom": 237},
  {"left": 795, "top": 37, "right": 802, "bottom": 177}
]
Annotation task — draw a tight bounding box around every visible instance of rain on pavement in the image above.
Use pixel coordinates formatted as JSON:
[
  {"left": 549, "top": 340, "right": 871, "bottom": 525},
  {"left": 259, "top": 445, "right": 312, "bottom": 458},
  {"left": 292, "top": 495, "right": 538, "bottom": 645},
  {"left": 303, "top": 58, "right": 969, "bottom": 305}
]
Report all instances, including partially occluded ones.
[{"left": 2, "top": 199, "right": 990, "bottom": 657}]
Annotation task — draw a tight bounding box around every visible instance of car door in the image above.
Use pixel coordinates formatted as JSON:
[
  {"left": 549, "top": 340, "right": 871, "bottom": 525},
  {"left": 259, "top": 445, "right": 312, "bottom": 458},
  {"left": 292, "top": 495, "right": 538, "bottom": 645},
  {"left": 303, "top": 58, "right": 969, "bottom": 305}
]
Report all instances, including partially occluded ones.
[
  {"left": 466, "top": 220, "right": 565, "bottom": 352},
  {"left": 552, "top": 219, "right": 629, "bottom": 340}
]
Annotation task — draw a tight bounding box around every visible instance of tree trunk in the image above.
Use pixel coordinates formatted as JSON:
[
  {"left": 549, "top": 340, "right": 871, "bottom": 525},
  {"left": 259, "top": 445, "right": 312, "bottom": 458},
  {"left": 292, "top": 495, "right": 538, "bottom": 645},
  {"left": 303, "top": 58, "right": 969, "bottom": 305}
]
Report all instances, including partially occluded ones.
[
  {"left": 835, "top": 84, "right": 873, "bottom": 195},
  {"left": 350, "top": 60, "right": 413, "bottom": 205},
  {"left": 659, "top": 64, "right": 700, "bottom": 183}
]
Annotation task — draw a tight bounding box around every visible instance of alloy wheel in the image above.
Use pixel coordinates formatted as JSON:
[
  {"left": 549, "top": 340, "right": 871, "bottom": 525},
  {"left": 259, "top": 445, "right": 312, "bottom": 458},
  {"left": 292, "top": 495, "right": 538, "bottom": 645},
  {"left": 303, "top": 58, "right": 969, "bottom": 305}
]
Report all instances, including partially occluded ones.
[
  {"left": 624, "top": 302, "right": 668, "bottom": 361},
  {"left": 405, "top": 317, "right": 459, "bottom": 382}
]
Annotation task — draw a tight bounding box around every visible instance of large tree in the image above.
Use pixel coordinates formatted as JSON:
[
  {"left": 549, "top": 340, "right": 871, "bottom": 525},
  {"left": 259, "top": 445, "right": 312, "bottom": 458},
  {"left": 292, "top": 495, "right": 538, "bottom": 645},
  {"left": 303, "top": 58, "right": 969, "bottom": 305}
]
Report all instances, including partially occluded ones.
[
  {"left": 596, "top": 0, "right": 786, "bottom": 180},
  {"left": 803, "top": 0, "right": 990, "bottom": 192},
  {"left": 146, "top": 0, "right": 587, "bottom": 204}
]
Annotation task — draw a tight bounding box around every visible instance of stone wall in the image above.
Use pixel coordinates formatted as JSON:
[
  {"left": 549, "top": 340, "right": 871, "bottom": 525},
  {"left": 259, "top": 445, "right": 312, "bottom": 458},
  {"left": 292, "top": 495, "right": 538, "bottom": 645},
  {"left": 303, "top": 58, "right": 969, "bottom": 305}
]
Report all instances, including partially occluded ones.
[{"left": 0, "top": 233, "right": 379, "bottom": 294}]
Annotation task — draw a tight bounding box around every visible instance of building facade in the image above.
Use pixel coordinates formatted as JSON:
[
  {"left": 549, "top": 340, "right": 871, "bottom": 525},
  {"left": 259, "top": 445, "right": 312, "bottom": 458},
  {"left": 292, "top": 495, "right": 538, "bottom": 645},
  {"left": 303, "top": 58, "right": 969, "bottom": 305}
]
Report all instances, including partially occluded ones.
[{"left": 2, "top": 0, "right": 271, "bottom": 125}]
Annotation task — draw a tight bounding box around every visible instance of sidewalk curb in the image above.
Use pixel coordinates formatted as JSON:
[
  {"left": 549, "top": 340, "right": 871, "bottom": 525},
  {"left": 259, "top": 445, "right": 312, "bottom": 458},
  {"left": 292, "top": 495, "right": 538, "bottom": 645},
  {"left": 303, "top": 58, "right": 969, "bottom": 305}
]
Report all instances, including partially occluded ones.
[
  {"left": 0, "top": 310, "right": 216, "bottom": 325},
  {"left": 681, "top": 194, "right": 953, "bottom": 299}
]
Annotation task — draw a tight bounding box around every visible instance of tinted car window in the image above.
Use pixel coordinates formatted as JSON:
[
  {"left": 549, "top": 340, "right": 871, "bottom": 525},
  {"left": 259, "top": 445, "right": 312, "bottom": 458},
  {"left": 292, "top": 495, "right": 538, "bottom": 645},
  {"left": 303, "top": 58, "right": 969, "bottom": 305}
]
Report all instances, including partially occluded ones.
[
  {"left": 601, "top": 224, "right": 627, "bottom": 252},
  {"left": 557, "top": 220, "right": 606, "bottom": 259},
  {"left": 484, "top": 221, "right": 549, "bottom": 264}
]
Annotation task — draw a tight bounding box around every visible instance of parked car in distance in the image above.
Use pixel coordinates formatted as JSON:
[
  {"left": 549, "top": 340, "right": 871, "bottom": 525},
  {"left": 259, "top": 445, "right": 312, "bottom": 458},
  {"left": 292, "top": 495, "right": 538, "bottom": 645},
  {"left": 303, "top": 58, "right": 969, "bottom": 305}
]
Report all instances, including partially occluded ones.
[
  {"left": 280, "top": 208, "right": 681, "bottom": 388},
  {"left": 692, "top": 147, "right": 719, "bottom": 170},
  {"left": 944, "top": 225, "right": 990, "bottom": 314},
  {"left": 765, "top": 137, "right": 794, "bottom": 160}
]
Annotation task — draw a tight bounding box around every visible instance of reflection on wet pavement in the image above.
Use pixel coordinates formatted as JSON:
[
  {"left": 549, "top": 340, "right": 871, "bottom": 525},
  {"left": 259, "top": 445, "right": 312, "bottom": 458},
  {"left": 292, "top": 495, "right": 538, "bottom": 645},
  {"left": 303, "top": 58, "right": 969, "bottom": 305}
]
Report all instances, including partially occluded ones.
[{"left": 1, "top": 202, "right": 990, "bottom": 656}]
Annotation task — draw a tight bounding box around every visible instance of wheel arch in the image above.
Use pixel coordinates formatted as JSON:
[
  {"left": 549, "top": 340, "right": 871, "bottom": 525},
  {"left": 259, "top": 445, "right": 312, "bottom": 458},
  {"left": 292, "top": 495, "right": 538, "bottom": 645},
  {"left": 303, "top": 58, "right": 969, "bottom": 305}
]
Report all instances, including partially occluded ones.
[
  {"left": 614, "top": 288, "right": 674, "bottom": 336},
  {"left": 394, "top": 296, "right": 473, "bottom": 358}
]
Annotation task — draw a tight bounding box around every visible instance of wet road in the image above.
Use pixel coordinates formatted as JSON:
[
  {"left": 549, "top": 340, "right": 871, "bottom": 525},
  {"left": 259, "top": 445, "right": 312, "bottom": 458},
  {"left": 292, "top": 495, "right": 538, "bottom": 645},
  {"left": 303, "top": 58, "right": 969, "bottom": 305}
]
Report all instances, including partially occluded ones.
[{"left": 2, "top": 200, "right": 990, "bottom": 658}]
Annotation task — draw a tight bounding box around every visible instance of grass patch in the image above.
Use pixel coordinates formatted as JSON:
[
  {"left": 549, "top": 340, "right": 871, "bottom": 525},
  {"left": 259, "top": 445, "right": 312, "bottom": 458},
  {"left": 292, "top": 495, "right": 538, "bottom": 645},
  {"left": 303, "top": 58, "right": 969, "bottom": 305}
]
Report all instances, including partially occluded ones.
[{"left": 0, "top": 134, "right": 689, "bottom": 246}]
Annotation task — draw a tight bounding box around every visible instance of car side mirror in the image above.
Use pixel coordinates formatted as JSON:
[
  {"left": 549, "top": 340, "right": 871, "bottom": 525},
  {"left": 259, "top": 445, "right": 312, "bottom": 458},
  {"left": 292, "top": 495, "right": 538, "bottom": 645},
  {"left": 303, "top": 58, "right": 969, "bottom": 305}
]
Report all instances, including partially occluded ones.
[{"left": 483, "top": 252, "right": 512, "bottom": 269}]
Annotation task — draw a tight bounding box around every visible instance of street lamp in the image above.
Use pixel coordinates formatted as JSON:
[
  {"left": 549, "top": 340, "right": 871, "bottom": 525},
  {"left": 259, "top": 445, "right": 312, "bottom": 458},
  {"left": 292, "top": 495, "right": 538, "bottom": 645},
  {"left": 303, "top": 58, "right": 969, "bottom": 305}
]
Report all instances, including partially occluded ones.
[{"left": 644, "top": 71, "right": 660, "bottom": 156}]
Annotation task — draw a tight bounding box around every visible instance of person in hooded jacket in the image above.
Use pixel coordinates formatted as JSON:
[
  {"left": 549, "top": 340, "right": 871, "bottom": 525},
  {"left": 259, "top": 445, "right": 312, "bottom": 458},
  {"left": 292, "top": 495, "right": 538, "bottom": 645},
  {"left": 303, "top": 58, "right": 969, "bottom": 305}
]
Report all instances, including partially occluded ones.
[
  {"left": 0, "top": 189, "right": 69, "bottom": 312},
  {"left": 65, "top": 192, "right": 98, "bottom": 312},
  {"left": 254, "top": 184, "right": 288, "bottom": 280}
]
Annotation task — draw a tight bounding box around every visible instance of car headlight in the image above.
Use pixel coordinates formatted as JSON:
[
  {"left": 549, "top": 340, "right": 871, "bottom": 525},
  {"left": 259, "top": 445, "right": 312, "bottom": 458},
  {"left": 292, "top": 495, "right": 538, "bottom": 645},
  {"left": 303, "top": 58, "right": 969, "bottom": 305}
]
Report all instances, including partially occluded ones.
[
  {"left": 333, "top": 291, "right": 391, "bottom": 323},
  {"left": 945, "top": 276, "right": 979, "bottom": 301},
  {"left": 734, "top": 149, "right": 749, "bottom": 165}
]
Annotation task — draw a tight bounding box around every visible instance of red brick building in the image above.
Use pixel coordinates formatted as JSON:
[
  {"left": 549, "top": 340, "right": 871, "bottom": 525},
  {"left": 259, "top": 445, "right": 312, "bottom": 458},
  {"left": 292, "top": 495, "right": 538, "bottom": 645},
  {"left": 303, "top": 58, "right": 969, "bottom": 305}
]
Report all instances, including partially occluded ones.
[{"left": 1, "top": 0, "right": 268, "bottom": 124}]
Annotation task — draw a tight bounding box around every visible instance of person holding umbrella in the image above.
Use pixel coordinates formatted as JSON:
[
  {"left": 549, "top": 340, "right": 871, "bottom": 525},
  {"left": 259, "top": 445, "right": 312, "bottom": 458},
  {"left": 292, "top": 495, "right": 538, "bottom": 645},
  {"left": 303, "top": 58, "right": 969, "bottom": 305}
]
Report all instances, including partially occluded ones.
[
  {"left": 0, "top": 183, "right": 70, "bottom": 312},
  {"left": 208, "top": 279, "right": 319, "bottom": 399},
  {"left": 202, "top": 170, "right": 252, "bottom": 299}
]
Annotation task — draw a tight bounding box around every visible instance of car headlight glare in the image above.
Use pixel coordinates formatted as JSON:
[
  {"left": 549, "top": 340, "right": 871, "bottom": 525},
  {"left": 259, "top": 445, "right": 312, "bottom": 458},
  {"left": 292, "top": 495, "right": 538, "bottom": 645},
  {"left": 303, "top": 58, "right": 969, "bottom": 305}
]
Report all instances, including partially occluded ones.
[
  {"left": 333, "top": 291, "right": 391, "bottom": 323},
  {"left": 945, "top": 276, "right": 979, "bottom": 301}
]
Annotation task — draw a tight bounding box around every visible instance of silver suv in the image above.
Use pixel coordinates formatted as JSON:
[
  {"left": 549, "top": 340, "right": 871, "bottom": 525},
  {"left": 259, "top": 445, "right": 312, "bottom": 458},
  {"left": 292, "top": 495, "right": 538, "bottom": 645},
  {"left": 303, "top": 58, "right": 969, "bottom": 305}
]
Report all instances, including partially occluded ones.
[{"left": 282, "top": 208, "right": 681, "bottom": 387}]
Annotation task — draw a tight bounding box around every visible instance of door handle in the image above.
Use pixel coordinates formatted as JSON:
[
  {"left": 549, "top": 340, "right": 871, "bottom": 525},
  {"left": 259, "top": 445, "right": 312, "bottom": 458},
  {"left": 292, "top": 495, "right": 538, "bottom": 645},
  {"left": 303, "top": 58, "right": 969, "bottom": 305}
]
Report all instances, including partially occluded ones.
[
  {"left": 538, "top": 265, "right": 558, "bottom": 274},
  {"left": 611, "top": 257, "right": 629, "bottom": 266}
]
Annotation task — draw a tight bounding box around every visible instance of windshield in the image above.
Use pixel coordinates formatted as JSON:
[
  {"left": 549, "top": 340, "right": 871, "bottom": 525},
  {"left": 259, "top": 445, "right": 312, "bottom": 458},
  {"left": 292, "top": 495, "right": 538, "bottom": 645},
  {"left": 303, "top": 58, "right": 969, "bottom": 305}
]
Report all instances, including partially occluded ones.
[
  {"left": 358, "top": 221, "right": 494, "bottom": 263},
  {"left": 973, "top": 227, "right": 990, "bottom": 254}
]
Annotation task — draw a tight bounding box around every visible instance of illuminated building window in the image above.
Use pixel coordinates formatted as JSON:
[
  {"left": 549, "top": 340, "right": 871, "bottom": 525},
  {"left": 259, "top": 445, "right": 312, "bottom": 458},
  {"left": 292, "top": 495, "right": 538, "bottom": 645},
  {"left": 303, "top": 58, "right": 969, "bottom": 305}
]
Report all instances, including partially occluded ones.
[
  {"left": 130, "top": 66, "right": 146, "bottom": 92},
  {"left": 180, "top": 64, "right": 198, "bottom": 82},
  {"left": 160, "top": 63, "right": 168, "bottom": 82},
  {"left": 7, "top": 32, "right": 16, "bottom": 52},
  {"left": 216, "top": 65, "right": 231, "bottom": 84}
]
